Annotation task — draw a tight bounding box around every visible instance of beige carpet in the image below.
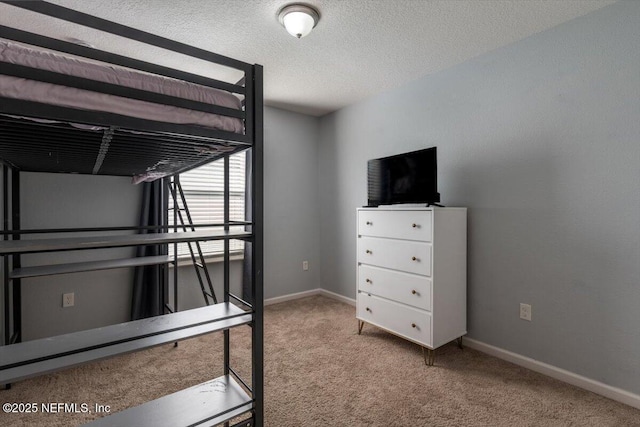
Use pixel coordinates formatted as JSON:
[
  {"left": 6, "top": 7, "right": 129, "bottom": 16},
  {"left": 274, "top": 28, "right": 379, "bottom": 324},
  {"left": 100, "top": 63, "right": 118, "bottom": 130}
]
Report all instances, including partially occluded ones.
[{"left": 1, "top": 295, "right": 639, "bottom": 426}]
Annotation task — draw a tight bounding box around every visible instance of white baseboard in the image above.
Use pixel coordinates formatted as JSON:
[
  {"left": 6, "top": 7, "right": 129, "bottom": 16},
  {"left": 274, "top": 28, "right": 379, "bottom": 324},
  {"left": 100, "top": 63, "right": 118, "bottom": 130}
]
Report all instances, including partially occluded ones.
[
  {"left": 264, "top": 289, "right": 322, "bottom": 306},
  {"left": 318, "top": 289, "right": 356, "bottom": 306},
  {"left": 264, "top": 288, "right": 356, "bottom": 307},
  {"left": 463, "top": 338, "right": 640, "bottom": 410}
]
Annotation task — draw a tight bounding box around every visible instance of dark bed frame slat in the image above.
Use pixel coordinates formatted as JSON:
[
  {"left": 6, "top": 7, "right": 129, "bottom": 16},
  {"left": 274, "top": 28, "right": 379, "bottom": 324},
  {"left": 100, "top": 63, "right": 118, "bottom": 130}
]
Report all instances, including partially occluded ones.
[
  {"left": 0, "top": 97, "right": 251, "bottom": 144},
  {"left": 0, "top": 62, "right": 246, "bottom": 119},
  {"left": 0, "top": 115, "right": 251, "bottom": 177},
  {"left": 0, "top": 116, "right": 242, "bottom": 149}
]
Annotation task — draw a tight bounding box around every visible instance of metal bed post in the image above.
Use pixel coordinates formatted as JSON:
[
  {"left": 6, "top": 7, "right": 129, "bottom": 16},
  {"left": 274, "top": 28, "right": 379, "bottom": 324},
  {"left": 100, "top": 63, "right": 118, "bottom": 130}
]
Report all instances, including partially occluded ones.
[
  {"left": 223, "top": 154, "right": 230, "bottom": 427},
  {"left": 2, "top": 165, "right": 9, "bottom": 349},
  {"left": 172, "top": 177, "right": 179, "bottom": 315},
  {"left": 1, "top": 165, "right": 7, "bottom": 390},
  {"left": 10, "top": 169, "right": 20, "bottom": 345},
  {"left": 161, "top": 177, "right": 169, "bottom": 313},
  {"left": 250, "top": 64, "right": 264, "bottom": 427},
  {"left": 224, "top": 154, "right": 231, "bottom": 358}
]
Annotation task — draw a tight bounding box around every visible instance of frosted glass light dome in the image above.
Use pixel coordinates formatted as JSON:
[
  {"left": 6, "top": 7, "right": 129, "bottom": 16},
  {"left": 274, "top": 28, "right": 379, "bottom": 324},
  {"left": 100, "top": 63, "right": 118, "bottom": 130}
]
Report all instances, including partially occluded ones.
[
  {"left": 283, "top": 11, "right": 314, "bottom": 38},
  {"left": 278, "top": 4, "right": 320, "bottom": 39}
]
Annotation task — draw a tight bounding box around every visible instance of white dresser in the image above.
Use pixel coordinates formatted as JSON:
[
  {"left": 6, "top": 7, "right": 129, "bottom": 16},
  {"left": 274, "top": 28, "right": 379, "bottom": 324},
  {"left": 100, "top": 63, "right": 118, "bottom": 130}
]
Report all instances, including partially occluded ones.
[{"left": 356, "top": 207, "right": 467, "bottom": 365}]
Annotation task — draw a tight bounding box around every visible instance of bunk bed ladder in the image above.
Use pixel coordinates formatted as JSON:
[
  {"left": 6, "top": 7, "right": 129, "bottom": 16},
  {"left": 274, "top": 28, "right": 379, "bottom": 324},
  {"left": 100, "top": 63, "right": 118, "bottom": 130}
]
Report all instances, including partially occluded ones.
[{"left": 168, "top": 175, "right": 218, "bottom": 305}]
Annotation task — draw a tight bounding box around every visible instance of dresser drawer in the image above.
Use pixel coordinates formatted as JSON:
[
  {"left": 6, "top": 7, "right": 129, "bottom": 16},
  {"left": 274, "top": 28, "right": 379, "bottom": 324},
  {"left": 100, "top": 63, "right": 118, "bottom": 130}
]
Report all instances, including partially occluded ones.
[
  {"left": 358, "top": 264, "right": 432, "bottom": 311},
  {"left": 358, "top": 209, "right": 432, "bottom": 242},
  {"left": 357, "top": 292, "right": 432, "bottom": 347},
  {"left": 358, "top": 236, "right": 431, "bottom": 276}
]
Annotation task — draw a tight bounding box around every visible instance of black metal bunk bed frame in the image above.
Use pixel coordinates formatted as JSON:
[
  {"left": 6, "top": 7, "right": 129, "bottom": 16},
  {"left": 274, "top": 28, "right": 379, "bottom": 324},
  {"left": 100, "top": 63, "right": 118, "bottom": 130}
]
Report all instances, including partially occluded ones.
[{"left": 0, "top": 1, "right": 263, "bottom": 426}]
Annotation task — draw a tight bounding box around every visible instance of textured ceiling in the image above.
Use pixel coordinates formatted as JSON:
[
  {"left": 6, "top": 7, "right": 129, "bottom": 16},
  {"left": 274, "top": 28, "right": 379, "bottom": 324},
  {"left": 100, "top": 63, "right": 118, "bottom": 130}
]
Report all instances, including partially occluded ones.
[{"left": 0, "top": 0, "right": 616, "bottom": 116}]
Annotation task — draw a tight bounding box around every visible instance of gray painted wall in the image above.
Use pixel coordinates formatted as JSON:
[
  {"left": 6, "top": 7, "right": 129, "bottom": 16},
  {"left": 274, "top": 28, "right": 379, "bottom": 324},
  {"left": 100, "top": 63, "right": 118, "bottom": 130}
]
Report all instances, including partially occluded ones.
[
  {"left": 20, "top": 172, "right": 142, "bottom": 340},
  {"left": 262, "top": 107, "right": 321, "bottom": 299},
  {"left": 318, "top": 1, "right": 640, "bottom": 395}
]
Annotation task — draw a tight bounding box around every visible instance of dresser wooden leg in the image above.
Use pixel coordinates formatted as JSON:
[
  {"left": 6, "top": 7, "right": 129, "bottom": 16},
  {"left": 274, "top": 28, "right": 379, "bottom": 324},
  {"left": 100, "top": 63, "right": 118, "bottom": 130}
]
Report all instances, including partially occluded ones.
[
  {"left": 358, "top": 320, "right": 365, "bottom": 335},
  {"left": 422, "top": 347, "right": 435, "bottom": 366},
  {"left": 457, "top": 336, "right": 463, "bottom": 350}
]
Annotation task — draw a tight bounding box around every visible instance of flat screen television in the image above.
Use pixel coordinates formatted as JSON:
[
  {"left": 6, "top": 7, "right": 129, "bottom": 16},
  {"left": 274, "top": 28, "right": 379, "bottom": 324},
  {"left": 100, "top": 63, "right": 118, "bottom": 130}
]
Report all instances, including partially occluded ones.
[{"left": 367, "top": 147, "right": 440, "bottom": 207}]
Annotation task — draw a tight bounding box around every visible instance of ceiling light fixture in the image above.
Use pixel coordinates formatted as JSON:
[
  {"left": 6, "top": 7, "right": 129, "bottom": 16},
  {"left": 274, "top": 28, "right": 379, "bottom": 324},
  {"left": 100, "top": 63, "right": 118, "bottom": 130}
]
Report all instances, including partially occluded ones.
[{"left": 278, "top": 4, "right": 320, "bottom": 39}]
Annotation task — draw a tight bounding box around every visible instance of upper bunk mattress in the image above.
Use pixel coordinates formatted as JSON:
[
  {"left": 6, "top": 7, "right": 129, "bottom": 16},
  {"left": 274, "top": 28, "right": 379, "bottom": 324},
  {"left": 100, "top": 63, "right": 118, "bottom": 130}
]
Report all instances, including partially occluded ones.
[{"left": 0, "top": 39, "right": 244, "bottom": 133}]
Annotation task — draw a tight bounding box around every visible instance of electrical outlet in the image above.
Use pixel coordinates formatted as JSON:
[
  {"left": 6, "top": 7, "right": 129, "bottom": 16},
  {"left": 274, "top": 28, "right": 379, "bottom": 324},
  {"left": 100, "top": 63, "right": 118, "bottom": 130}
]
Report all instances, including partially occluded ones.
[
  {"left": 302, "top": 260, "right": 309, "bottom": 271},
  {"left": 63, "top": 292, "right": 75, "bottom": 308},
  {"left": 520, "top": 303, "right": 532, "bottom": 321}
]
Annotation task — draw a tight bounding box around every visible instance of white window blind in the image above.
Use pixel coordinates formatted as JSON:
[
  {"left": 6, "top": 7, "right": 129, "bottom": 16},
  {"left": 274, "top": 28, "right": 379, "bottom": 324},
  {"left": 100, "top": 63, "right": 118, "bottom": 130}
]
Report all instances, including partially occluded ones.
[{"left": 168, "top": 151, "right": 246, "bottom": 259}]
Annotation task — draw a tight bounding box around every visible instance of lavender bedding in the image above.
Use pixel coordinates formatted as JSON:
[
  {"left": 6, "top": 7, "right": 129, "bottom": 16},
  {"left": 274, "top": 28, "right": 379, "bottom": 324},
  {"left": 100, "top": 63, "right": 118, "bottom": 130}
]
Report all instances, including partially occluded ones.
[{"left": 0, "top": 39, "right": 244, "bottom": 133}]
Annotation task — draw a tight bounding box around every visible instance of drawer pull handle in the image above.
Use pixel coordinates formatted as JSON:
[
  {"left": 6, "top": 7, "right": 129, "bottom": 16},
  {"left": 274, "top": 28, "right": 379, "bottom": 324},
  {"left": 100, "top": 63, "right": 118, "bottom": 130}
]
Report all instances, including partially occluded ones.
[
  {"left": 366, "top": 307, "right": 371, "bottom": 312},
  {"left": 366, "top": 221, "right": 373, "bottom": 225},
  {"left": 412, "top": 256, "right": 418, "bottom": 261},
  {"left": 411, "top": 290, "right": 417, "bottom": 295},
  {"left": 366, "top": 278, "right": 372, "bottom": 284},
  {"left": 411, "top": 323, "right": 417, "bottom": 328},
  {"left": 366, "top": 250, "right": 372, "bottom": 254},
  {"left": 412, "top": 223, "right": 418, "bottom": 228}
]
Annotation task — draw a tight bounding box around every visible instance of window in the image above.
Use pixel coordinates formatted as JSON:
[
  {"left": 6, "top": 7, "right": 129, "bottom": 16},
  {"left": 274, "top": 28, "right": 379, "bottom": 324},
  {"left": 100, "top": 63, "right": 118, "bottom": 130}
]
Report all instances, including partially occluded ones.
[{"left": 168, "top": 150, "right": 246, "bottom": 259}]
